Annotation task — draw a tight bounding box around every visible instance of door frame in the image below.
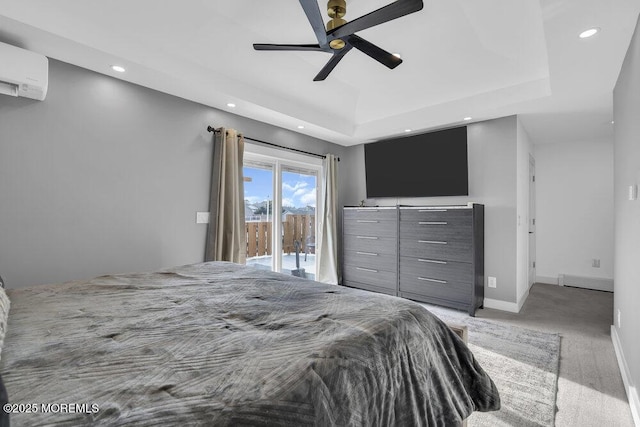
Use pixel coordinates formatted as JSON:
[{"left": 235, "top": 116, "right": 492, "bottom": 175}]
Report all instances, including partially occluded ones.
[
  {"left": 244, "top": 143, "right": 322, "bottom": 276},
  {"left": 528, "top": 154, "right": 536, "bottom": 289}
]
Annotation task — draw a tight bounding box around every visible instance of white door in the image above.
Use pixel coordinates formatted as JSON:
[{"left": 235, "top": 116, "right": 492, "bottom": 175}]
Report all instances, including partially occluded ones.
[{"left": 528, "top": 155, "right": 536, "bottom": 288}]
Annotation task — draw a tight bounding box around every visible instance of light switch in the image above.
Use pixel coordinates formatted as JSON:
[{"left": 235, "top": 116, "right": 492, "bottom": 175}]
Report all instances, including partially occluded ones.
[
  {"left": 488, "top": 277, "right": 497, "bottom": 288},
  {"left": 196, "top": 212, "right": 210, "bottom": 224},
  {"left": 628, "top": 185, "right": 638, "bottom": 201}
]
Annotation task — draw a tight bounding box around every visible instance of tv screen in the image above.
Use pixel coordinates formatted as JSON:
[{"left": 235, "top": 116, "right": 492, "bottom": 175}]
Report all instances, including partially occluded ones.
[{"left": 365, "top": 126, "right": 468, "bottom": 198}]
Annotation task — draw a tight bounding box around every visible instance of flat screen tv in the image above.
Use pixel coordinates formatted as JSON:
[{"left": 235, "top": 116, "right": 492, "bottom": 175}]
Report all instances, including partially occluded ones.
[{"left": 365, "top": 126, "right": 468, "bottom": 198}]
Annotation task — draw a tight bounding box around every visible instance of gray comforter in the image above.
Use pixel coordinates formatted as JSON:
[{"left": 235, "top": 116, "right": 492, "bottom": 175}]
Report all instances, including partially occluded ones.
[{"left": 1, "top": 262, "right": 499, "bottom": 426}]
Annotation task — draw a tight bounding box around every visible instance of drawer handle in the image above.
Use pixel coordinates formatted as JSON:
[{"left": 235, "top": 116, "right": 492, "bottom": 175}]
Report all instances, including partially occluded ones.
[
  {"left": 419, "top": 221, "right": 448, "bottom": 225},
  {"left": 356, "top": 267, "right": 378, "bottom": 273},
  {"left": 356, "top": 236, "right": 379, "bottom": 240},
  {"left": 356, "top": 251, "right": 378, "bottom": 256},
  {"left": 357, "top": 220, "right": 379, "bottom": 223},
  {"left": 419, "top": 209, "right": 448, "bottom": 212},
  {"left": 358, "top": 209, "right": 378, "bottom": 212},
  {"left": 418, "top": 259, "right": 447, "bottom": 265},
  {"left": 418, "top": 240, "right": 448, "bottom": 245},
  {"left": 418, "top": 277, "right": 448, "bottom": 284}
]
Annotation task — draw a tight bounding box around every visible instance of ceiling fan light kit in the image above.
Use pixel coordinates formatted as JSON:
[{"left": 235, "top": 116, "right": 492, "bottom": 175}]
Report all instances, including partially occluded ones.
[{"left": 253, "top": 0, "right": 424, "bottom": 81}]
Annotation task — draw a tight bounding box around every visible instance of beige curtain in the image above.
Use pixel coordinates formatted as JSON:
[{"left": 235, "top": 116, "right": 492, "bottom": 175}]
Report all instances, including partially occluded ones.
[
  {"left": 205, "top": 128, "right": 246, "bottom": 264},
  {"left": 317, "top": 154, "right": 339, "bottom": 284}
]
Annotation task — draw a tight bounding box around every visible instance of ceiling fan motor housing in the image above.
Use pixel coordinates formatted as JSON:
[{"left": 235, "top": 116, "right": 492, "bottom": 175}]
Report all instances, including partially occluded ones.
[
  {"left": 327, "top": 0, "right": 346, "bottom": 18},
  {"left": 327, "top": 0, "right": 347, "bottom": 49}
]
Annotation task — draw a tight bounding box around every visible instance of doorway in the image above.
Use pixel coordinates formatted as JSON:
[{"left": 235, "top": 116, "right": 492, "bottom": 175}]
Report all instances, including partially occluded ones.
[{"left": 242, "top": 146, "right": 321, "bottom": 279}]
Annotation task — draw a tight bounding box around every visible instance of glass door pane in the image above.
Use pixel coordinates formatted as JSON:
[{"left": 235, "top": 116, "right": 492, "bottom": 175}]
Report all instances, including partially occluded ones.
[
  {"left": 280, "top": 167, "right": 317, "bottom": 280},
  {"left": 243, "top": 163, "right": 274, "bottom": 272}
]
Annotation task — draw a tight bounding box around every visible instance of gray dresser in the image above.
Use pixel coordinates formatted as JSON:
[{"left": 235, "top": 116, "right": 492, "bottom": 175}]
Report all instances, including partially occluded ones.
[
  {"left": 342, "top": 204, "right": 484, "bottom": 316},
  {"left": 342, "top": 207, "right": 398, "bottom": 296}
]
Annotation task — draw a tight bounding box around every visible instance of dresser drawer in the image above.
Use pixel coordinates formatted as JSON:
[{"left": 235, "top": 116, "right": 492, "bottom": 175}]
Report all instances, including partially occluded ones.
[
  {"left": 400, "top": 208, "right": 472, "bottom": 224},
  {"left": 399, "top": 275, "right": 472, "bottom": 305},
  {"left": 400, "top": 238, "right": 472, "bottom": 262},
  {"left": 344, "top": 208, "right": 397, "bottom": 222},
  {"left": 399, "top": 220, "right": 471, "bottom": 243},
  {"left": 343, "top": 219, "right": 397, "bottom": 238},
  {"left": 344, "top": 250, "right": 396, "bottom": 271},
  {"left": 343, "top": 265, "right": 396, "bottom": 291},
  {"left": 343, "top": 280, "right": 396, "bottom": 296},
  {"left": 399, "top": 257, "right": 473, "bottom": 284},
  {"left": 344, "top": 234, "right": 397, "bottom": 256}
]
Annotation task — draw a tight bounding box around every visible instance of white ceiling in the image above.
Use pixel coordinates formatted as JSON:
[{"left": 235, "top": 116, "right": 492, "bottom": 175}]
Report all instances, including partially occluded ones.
[{"left": 0, "top": 0, "right": 638, "bottom": 146}]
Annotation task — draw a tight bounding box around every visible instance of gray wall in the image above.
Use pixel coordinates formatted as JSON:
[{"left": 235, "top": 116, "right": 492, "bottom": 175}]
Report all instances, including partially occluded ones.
[
  {"left": 613, "top": 13, "right": 640, "bottom": 410},
  {"left": 341, "top": 116, "right": 519, "bottom": 304},
  {"left": 535, "top": 140, "right": 614, "bottom": 283},
  {"left": 0, "top": 59, "right": 345, "bottom": 288}
]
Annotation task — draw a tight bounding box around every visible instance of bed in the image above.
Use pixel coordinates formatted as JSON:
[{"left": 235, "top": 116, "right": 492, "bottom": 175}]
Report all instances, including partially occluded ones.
[{"left": 0, "top": 262, "right": 499, "bottom": 426}]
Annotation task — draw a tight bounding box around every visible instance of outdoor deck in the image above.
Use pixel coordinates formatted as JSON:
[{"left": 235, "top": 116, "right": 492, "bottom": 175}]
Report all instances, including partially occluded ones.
[{"left": 246, "top": 254, "right": 316, "bottom": 280}]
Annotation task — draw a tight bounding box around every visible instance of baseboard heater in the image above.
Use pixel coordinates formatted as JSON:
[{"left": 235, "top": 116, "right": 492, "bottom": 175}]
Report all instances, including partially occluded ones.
[{"left": 558, "top": 274, "right": 614, "bottom": 292}]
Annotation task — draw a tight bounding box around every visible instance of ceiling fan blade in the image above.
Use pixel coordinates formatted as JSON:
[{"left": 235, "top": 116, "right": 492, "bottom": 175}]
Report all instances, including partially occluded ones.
[
  {"left": 314, "top": 45, "right": 353, "bottom": 81},
  {"left": 348, "top": 35, "right": 402, "bottom": 69},
  {"left": 328, "top": 0, "right": 423, "bottom": 39},
  {"left": 299, "top": 0, "right": 329, "bottom": 47},
  {"left": 253, "top": 43, "right": 326, "bottom": 52}
]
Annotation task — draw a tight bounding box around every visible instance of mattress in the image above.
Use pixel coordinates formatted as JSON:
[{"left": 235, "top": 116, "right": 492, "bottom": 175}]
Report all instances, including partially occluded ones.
[{"left": 1, "top": 262, "right": 499, "bottom": 426}]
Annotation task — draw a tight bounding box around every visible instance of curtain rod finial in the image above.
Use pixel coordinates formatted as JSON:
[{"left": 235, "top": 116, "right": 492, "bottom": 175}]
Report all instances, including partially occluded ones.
[{"left": 207, "top": 126, "right": 215, "bottom": 133}]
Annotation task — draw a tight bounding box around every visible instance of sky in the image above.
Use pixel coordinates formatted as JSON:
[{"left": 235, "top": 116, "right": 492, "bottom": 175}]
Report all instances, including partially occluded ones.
[{"left": 243, "top": 166, "right": 317, "bottom": 208}]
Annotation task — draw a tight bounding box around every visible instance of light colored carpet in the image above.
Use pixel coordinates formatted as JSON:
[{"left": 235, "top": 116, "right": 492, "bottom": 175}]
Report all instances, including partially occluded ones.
[
  {"left": 422, "top": 303, "right": 560, "bottom": 426},
  {"left": 472, "top": 283, "right": 634, "bottom": 427}
]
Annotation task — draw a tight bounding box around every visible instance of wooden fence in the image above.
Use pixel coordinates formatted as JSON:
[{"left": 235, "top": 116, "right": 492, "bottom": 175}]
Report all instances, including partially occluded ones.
[{"left": 246, "top": 214, "right": 315, "bottom": 258}]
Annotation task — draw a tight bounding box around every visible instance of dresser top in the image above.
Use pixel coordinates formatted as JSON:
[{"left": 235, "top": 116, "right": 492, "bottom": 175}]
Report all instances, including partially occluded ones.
[
  {"left": 343, "top": 206, "right": 397, "bottom": 210},
  {"left": 399, "top": 205, "right": 473, "bottom": 210},
  {"left": 344, "top": 203, "right": 479, "bottom": 210}
]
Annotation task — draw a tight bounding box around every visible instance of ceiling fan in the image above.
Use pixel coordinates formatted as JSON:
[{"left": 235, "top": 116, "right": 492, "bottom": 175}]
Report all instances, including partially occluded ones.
[{"left": 253, "top": 0, "right": 424, "bottom": 81}]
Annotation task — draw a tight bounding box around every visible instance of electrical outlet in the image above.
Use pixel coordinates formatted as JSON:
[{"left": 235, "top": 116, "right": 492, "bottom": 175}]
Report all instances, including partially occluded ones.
[
  {"left": 592, "top": 259, "right": 600, "bottom": 268},
  {"left": 488, "top": 277, "right": 497, "bottom": 288},
  {"left": 618, "top": 309, "right": 621, "bottom": 328}
]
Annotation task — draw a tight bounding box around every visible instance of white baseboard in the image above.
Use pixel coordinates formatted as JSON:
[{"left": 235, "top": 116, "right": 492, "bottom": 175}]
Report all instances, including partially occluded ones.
[
  {"left": 611, "top": 326, "right": 640, "bottom": 426},
  {"left": 483, "top": 298, "right": 521, "bottom": 313},
  {"left": 559, "top": 274, "right": 614, "bottom": 292},
  {"left": 535, "top": 275, "right": 558, "bottom": 285},
  {"left": 516, "top": 288, "right": 529, "bottom": 312}
]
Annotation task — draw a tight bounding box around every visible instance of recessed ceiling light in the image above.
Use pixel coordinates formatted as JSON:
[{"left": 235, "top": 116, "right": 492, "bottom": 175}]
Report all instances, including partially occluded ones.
[
  {"left": 227, "top": 103, "right": 236, "bottom": 108},
  {"left": 297, "top": 125, "right": 305, "bottom": 129},
  {"left": 579, "top": 27, "right": 600, "bottom": 39},
  {"left": 463, "top": 117, "right": 472, "bottom": 121},
  {"left": 611, "top": 120, "right": 615, "bottom": 124},
  {"left": 111, "top": 65, "right": 126, "bottom": 73},
  {"left": 404, "top": 129, "right": 412, "bottom": 132},
  {"left": 393, "top": 53, "right": 402, "bottom": 59}
]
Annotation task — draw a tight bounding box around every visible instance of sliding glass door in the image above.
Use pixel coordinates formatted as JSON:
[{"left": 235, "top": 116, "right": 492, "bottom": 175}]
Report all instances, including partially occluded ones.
[
  {"left": 243, "top": 146, "right": 321, "bottom": 279},
  {"left": 243, "top": 162, "right": 274, "bottom": 269},
  {"left": 280, "top": 167, "right": 317, "bottom": 279}
]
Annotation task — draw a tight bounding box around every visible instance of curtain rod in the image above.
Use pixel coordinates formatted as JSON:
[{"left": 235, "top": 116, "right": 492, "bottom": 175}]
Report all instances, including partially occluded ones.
[{"left": 207, "top": 126, "right": 339, "bottom": 161}]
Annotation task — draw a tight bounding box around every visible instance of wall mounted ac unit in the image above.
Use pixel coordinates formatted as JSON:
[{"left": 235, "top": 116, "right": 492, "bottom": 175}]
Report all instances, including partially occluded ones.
[{"left": 0, "top": 41, "right": 48, "bottom": 101}]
